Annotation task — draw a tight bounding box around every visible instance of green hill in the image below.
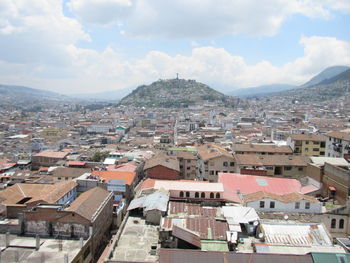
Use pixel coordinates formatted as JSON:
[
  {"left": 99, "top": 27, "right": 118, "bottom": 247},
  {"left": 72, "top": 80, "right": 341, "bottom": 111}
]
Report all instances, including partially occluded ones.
[{"left": 119, "top": 79, "right": 236, "bottom": 107}]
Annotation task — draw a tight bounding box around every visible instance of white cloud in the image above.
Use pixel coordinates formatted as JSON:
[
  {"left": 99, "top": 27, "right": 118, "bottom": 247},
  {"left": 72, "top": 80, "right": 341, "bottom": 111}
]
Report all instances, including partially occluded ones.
[
  {"left": 0, "top": 0, "right": 89, "bottom": 65},
  {"left": 68, "top": 0, "right": 133, "bottom": 25},
  {"left": 68, "top": 0, "right": 350, "bottom": 38},
  {"left": 2, "top": 35, "right": 350, "bottom": 94}
]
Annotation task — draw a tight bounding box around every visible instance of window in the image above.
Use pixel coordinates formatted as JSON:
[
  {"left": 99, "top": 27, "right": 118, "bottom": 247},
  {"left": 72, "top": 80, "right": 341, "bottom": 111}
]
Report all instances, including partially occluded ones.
[
  {"left": 216, "top": 193, "right": 220, "bottom": 199},
  {"left": 321, "top": 142, "right": 326, "bottom": 147},
  {"left": 314, "top": 141, "right": 320, "bottom": 145},
  {"left": 210, "top": 162, "right": 214, "bottom": 166},
  {"left": 186, "top": 191, "right": 190, "bottom": 198},
  {"left": 306, "top": 141, "right": 309, "bottom": 144},
  {"left": 223, "top": 162, "right": 228, "bottom": 167},
  {"left": 187, "top": 160, "right": 191, "bottom": 163},
  {"left": 57, "top": 177, "right": 61, "bottom": 180},
  {"left": 210, "top": 170, "right": 214, "bottom": 175},
  {"left": 295, "top": 202, "right": 300, "bottom": 209},
  {"left": 179, "top": 191, "right": 184, "bottom": 198},
  {"left": 313, "top": 148, "right": 319, "bottom": 151},
  {"left": 270, "top": 201, "right": 275, "bottom": 208},
  {"left": 305, "top": 148, "right": 308, "bottom": 152},
  {"left": 230, "top": 162, "right": 235, "bottom": 167},
  {"left": 339, "top": 219, "right": 344, "bottom": 229},
  {"left": 195, "top": 192, "right": 199, "bottom": 198},
  {"left": 331, "top": 219, "right": 336, "bottom": 229},
  {"left": 260, "top": 201, "right": 265, "bottom": 208},
  {"left": 298, "top": 167, "right": 304, "bottom": 171},
  {"left": 210, "top": 192, "right": 214, "bottom": 198},
  {"left": 305, "top": 202, "right": 310, "bottom": 209},
  {"left": 284, "top": 166, "right": 292, "bottom": 171},
  {"left": 187, "top": 167, "right": 191, "bottom": 170},
  {"left": 201, "top": 192, "right": 205, "bottom": 198}
]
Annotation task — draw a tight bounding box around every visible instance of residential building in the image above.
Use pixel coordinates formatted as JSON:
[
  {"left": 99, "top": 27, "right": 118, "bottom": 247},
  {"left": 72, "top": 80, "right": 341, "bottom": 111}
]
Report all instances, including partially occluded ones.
[
  {"left": 232, "top": 143, "right": 293, "bottom": 155},
  {"left": 233, "top": 154, "right": 309, "bottom": 179},
  {"left": 197, "top": 144, "right": 235, "bottom": 182},
  {"left": 31, "top": 150, "right": 69, "bottom": 170},
  {"left": 322, "top": 162, "right": 350, "bottom": 204},
  {"left": 325, "top": 131, "right": 350, "bottom": 158},
  {"left": 287, "top": 134, "right": 326, "bottom": 156},
  {"left": 23, "top": 187, "right": 113, "bottom": 260},
  {"left": 243, "top": 191, "right": 322, "bottom": 214},
  {"left": 144, "top": 156, "right": 181, "bottom": 180},
  {"left": 0, "top": 181, "right": 77, "bottom": 218}
]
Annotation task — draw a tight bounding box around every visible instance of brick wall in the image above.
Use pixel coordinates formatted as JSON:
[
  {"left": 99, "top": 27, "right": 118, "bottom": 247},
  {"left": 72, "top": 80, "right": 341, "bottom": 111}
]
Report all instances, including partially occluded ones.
[{"left": 146, "top": 165, "right": 181, "bottom": 180}]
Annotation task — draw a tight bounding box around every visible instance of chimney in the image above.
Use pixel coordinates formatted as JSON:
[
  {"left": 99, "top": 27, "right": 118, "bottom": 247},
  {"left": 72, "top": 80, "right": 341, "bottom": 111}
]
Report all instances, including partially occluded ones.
[
  {"left": 237, "top": 189, "right": 241, "bottom": 194},
  {"left": 64, "top": 254, "right": 68, "bottom": 263}
]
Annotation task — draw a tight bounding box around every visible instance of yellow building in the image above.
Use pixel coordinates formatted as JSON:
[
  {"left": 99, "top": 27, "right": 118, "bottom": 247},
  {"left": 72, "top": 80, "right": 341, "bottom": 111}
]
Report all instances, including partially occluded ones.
[{"left": 287, "top": 134, "right": 326, "bottom": 157}]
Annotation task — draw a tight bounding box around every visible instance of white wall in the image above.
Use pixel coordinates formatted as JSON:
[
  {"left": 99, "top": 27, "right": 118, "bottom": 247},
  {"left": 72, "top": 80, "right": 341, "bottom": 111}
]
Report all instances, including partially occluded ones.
[{"left": 246, "top": 198, "right": 322, "bottom": 214}]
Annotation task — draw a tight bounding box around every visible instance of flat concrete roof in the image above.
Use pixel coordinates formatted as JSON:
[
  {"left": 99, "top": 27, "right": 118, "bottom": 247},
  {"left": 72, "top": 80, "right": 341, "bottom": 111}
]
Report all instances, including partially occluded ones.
[
  {"left": 111, "top": 216, "right": 159, "bottom": 262},
  {"left": 0, "top": 234, "right": 87, "bottom": 263}
]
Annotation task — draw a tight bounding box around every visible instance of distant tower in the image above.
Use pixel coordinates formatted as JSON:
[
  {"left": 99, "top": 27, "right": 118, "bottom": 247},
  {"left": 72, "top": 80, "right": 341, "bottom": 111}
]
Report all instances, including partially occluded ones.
[{"left": 176, "top": 73, "right": 179, "bottom": 79}]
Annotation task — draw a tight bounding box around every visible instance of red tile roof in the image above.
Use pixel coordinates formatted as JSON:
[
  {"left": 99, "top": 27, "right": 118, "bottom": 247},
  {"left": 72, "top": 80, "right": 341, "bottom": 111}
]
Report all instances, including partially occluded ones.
[
  {"left": 92, "top": 170, "right": 136, "bottom": 185},
  {"left": 34, "top": 150, "right": 68, "bottom": 159},
  {"left": 218, "top": 173, "right": 308, "bottom": 195}
]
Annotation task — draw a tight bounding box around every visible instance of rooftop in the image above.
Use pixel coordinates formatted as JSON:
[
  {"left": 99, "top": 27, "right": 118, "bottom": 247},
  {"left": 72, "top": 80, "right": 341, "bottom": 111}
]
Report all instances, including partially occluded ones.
[
  {"left": 218, "top": 173, "right": 317, "bottom": 195},
  {"left": 111, "top": 216, "right": 159, "bottom": 262}
]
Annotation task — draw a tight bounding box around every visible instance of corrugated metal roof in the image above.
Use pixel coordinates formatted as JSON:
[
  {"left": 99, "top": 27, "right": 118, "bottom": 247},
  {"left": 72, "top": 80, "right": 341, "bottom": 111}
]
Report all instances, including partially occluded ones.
[
  {"left": 172, "top": 225, "right": 201, "bottom": 248},
  {"left": 127, "top": 191, "right": 169, "bottom": 212},
  {"left": 222, "top": 206, "right": 260, "bottom": 224},
  {"left": 261, "top": 222, "right": 333, "bottom": 246},
  {"left": 168, "top": 202, "right": 219, "bottom": 217}
]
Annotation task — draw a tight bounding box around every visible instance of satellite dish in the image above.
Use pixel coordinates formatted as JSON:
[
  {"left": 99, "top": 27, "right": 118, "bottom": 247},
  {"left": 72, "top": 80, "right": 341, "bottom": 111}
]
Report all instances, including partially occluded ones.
[
  {"left": 284, "top": 215, "right": 289, "bottom": 220},
  {"left": 258, "top": 233, "right": 264, "bottom": 239},
  {"left": 253, "top": 220, "right": 259, "bottom": 226}
]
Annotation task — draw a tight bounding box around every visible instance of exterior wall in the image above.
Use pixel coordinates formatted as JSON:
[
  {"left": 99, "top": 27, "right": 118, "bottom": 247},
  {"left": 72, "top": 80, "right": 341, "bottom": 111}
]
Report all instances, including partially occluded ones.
[
  {"left": 237, "top": 164, "right": 306, "bottom": 179},
  {"left": 146, "top": 165, "right": 181, "bottom": 180},
  {"left": 179, "top": 158, "right": 197, "bottom": 180},
  {"left": 326, "top": 136, "right": 350, "bottom": 158},
  {"left": 23, "top": 208, "right": 90, "bottom": 238},
  {"left": 300, "top": 140, "right": 325, "bottom": 157},
  {"left": 323, "top": 163, "right": 350, "bottom": 204},
  {"left": 307, "top": 163, "right": 323, "bottom": 183},
  {"left": 145, "top": 210, "right": 162, "bottom": 225},
  {"left": 32, "top": 156, "right": 63, "bottom": 169},
  {"left": 170, "top": 190, "right": 223, "bottom": 200},
  {"left": 25, "top": 220, "right": 49, "bottom": 236},
  {"left": 6, "top": 205, "right": 26, "bottom": 219},
  {"left": 202, "top": 156, "right": 235, "bottom": 182},
  {"left": 57, "top": 188, "right": 77, "bottom": 205},
  {"left": 246, "top": 198, "right": 322, "bottom": 214},
  {"left": 91, "top": 192, "right": 114, "bottom": 259}
]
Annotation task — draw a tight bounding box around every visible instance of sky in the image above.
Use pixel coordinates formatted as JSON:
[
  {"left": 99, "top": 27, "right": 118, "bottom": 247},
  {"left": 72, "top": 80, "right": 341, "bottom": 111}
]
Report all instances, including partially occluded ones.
[{"left": 0, "top": 0, "right": 350, "bottom": 94}]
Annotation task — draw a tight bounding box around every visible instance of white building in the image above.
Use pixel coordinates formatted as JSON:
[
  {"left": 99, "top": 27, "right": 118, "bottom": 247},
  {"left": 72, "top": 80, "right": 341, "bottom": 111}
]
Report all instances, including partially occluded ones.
[
  {"left": 243, "top": 191, "right": 322, "bottom": 214},
  {"left": 325, "top": 131, "right": 350, "bottom": 158}
]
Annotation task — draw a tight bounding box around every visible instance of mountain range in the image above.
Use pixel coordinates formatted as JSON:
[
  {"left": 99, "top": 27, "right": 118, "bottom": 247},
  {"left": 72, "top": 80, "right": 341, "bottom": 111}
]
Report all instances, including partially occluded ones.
[
  {"left": 1, "top": 65, "right": 349, "bottom": 107},
  {"left": 229, "top": 65, "right": 349, "bottom": 98}
]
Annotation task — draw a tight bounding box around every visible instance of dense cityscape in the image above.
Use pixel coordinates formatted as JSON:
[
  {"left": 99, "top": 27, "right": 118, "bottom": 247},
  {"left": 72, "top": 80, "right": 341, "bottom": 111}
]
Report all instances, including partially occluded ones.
[
  {"left": 0, "top": 68, "right": 349, "bottom": 262},
  {"left": 1, "top": 1, "right": 350, "bottom": 262}
]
